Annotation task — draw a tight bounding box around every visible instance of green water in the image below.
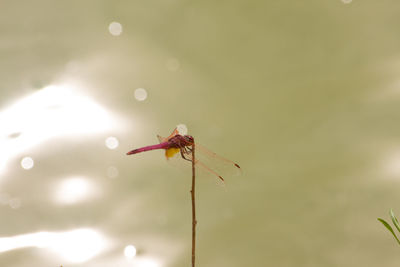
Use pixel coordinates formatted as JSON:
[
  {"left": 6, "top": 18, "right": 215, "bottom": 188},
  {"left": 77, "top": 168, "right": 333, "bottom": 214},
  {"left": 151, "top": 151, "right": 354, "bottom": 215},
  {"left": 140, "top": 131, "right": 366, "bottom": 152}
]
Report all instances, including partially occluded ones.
[{"left": 1, "top": 1, "right": 400, "bottom": 266}]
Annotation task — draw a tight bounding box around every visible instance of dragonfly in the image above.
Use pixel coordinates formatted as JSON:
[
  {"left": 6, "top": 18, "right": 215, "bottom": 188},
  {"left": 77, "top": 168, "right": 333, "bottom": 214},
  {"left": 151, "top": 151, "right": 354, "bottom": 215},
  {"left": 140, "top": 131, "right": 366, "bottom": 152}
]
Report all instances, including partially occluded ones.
[{"left": 126, "top": 128, "right": 241, "bottom": 182}]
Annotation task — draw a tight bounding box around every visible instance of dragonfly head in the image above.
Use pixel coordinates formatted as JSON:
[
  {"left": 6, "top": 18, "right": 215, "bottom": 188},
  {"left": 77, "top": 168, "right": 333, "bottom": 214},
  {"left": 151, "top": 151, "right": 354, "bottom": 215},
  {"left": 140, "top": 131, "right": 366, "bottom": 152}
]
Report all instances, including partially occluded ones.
[{"left": 184, "top": 135, "right": 194, "bottom": 145}]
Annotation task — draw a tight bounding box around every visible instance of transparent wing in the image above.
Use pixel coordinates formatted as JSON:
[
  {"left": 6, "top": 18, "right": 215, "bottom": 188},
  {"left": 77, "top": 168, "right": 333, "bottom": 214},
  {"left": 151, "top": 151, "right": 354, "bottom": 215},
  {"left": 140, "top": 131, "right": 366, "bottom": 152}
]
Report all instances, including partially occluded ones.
[
  {"left": 183, "top": 144, "right": 241, "bottom": 182},
  {"left": 195, "top": 143, "right": 241, "bottom": 169},
  {"left": 157, "top": 135, "right": 165, "bottom": 143},
  {"left": 156, "top": 128, "right": 241, "bottom": 182},
  {"left": 157, "top": 127, "right": 179, "bottom": 143}
]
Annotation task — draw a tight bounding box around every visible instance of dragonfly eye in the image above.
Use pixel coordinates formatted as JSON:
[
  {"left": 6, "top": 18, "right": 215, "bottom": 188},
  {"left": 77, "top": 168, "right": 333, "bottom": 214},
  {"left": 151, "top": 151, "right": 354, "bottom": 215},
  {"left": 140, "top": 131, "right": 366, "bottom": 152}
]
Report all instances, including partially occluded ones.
[{"left": 185, "top": 135, "right": 194, "bottom": 144}]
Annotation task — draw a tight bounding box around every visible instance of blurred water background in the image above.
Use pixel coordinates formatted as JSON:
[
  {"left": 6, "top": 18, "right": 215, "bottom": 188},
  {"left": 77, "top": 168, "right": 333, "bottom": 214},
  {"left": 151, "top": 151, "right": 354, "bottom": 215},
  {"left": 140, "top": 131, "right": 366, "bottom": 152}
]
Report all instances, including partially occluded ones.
[{"left": 1, "top": 0, "right": 400, "bottom": 266}]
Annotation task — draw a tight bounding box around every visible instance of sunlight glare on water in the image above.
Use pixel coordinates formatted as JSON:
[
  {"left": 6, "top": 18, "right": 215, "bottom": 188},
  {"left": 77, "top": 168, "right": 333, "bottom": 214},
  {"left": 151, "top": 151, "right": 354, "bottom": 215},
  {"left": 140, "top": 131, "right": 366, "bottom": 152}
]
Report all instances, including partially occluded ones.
[
  {"left": 48, "top": 229, "right": 107, "bottom": 263},
  {"left": 0, "top": 162, "right": 5, "bottom": 174},
  {"left": 135, "top": 257, "right": 161, "bottom": 267},
  {"left": 0, "top": 84, "right": 119, "bottom": 177},
  {"left": 54, "top": 177, "right": 97, "bottom": 205},
  {"left": 0, "top": 229, "right": 107, "bottom": 263}
]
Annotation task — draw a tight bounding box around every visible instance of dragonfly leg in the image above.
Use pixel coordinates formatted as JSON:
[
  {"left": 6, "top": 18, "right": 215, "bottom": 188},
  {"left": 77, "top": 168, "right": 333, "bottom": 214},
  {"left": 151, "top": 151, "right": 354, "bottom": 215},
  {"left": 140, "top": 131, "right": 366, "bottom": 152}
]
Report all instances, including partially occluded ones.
[
  {"left": 180, "top": 148, "right": 192, "bottom": 162},
  {"left": 186, "top": 146, "right": 195, "bottom": 154}
]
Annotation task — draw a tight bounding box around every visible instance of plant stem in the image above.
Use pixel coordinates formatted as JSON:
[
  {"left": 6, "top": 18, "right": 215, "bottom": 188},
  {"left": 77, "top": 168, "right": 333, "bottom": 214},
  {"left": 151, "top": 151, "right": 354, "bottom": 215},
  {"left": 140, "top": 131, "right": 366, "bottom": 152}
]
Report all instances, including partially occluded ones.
[{"left": 191, "top": 143, "right": 197, "bottom": 267}]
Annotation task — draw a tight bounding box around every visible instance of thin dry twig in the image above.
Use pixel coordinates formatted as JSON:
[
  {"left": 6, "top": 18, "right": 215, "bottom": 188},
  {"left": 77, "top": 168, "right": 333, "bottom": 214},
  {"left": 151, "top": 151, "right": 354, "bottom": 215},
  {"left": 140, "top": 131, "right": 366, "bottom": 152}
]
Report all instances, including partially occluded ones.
[{"left": 190, "top": 142, "right": 197, "bottom": 267}]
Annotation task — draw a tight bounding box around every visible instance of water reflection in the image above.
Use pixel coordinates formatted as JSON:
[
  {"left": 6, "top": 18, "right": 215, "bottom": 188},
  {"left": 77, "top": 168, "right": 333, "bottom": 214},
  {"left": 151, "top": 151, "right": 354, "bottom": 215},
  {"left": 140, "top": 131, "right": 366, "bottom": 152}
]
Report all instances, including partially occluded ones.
[
  {"left": 0, "top": 229, "right": 108, "bottom": 263},
  {"left": 134, "top": 257, "right": 161, "bottom": 267},
  {"left": 8, "top": 198, "right": 21, "bottom": 209},
  {"left": 0, "top": 84, "right": 118, "bottom": 177},
  {"left": 54, "top": 176, "right": 99, "bottom": 205},
  {"left": 0, "top": 193, "right": 21, "bottom": 209},
  {"left": 0, "top": 193, "right": 10, "bottom": 205},
  {"left": 383, "top": 151, "right": 400, "bottom": 178}
]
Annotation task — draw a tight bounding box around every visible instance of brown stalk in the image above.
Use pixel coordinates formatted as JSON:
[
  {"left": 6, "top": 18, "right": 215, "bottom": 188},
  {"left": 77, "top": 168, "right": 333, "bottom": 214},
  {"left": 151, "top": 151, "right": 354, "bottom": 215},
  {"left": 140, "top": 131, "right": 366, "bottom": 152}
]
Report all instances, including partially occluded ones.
[{"left": 190, "top": 142, "right": 197, "bottom": 267}]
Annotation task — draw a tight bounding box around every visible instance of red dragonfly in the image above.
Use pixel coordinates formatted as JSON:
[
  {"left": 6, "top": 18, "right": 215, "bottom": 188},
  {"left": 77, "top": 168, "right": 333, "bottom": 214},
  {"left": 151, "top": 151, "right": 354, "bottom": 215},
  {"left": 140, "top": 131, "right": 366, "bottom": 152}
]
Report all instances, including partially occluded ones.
[{"left": 126, "top": 128, "right": 241, "bottom": 181}]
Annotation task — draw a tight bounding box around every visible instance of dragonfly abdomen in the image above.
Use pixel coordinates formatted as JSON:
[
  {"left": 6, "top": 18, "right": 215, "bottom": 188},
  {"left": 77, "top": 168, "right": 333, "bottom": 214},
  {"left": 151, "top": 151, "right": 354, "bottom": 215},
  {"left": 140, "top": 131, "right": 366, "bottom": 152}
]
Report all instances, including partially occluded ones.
[{"left": 126, "top": 142, "right": 171, "bottom": 155}]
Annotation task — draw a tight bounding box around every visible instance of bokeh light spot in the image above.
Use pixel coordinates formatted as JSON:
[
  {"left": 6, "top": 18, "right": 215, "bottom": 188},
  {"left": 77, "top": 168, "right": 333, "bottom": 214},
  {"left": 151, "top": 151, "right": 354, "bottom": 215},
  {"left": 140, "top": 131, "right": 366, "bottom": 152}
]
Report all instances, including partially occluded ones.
[
  {"left": 21, "top": 157, "right": 34, "bottom": 170},
  {"left": 107, "top": 166, "right": 119, "bottom": 179},
  {"left": 8, "top": 198, "right": 21, "bottom": 209},
  {"left": 177, "top": 124, "right": 188, "bottom": 135},
  {"left": 134, "top": 88, "right": 148, "bottom": 101},
  {"left": 124, "top": 245, "right": 137, "bottom": 259},
  {"left": 105, "top": 136, "right": 119, "bottom": 150},
  {"left": 108, "top": 22, "right": 123, "bottom": 36}
]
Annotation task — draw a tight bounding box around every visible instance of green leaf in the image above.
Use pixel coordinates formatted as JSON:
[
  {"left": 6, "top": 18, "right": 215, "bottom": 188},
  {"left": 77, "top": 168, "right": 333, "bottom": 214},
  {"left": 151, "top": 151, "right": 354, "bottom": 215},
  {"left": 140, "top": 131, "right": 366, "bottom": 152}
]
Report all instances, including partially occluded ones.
[
  {"left": 378, "top": 218, "right": 400, "bottom": 245},
  {"left": 390, "top": 209, "right": 400, "bottom": 233}
]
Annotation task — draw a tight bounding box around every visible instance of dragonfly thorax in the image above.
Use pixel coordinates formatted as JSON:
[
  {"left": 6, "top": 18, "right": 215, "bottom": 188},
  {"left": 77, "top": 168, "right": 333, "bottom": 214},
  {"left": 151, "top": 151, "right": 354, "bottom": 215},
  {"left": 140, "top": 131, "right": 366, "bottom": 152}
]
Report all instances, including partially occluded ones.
[{"left": 168, "top": 134, "right": 194, "bottom": 148}]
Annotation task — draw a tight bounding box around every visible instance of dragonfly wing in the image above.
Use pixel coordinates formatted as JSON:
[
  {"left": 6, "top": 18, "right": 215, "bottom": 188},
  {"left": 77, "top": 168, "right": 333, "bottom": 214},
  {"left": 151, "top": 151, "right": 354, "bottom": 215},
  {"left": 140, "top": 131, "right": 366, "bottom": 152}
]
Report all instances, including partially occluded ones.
[
  {"left": 195, "top": 143, "right": 241, "bottom": 170},
  {"left": 167, "top": 128, "right": 179, "bottom": 139},
  {"left": 157, "top": 128, "right": 180, "bottom": 143},
  {"left": 157, "top": 135, "right": 166, "bottom": 143},
  {"left": 182, "top": 147, "right": 241, "bottom": 183},
  {"left": 181, "top": 151, "right": 223, "bottom": 180},
  {"left": 155, "top": 128, "right": 241, "bottom": 182},
  {"left": 195, "top": 159, "right": 225, "bottom": 182}
]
